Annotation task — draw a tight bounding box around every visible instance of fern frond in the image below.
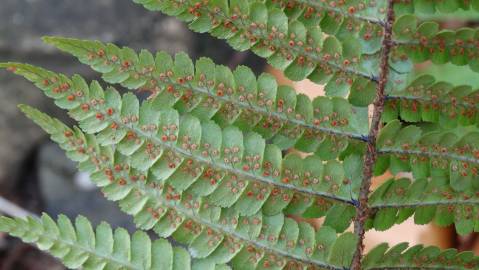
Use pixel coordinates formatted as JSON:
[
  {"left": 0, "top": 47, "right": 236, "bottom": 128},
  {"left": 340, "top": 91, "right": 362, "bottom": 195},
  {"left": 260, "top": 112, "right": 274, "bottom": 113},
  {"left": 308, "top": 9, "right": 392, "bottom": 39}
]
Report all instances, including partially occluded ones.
[
  {"left": 0, "top": 214, "right": 192, "bottom": 270},
  {"left": 18, "top": 105, "right": 359, "bottom": 269},
  {"left": 268, "top": 0, "right": 386, "bottom": 25},
  {"left": 392, "top": 15, "right": 479, "bottom": 72},
  {"left": 384, "top": 74, "right": 479, "bottom": 126},
  {"left": 129, "top": 1, "right": 414, "bottom": 100},
  {"left": 376, "top": 120, "right": 479, "bottom": 194},
  {"left": 395, "top": 0, "right": 479, "bottom": 15},
  {"left": 0, "top": 56, "right": 369, "bottom": 161},
  {"left": 363, "top": 242, "right": 479, "bottom": 270},
  {"left": 130, "top": 0, "right": 382, "bottom": 85},
  {"left": 2, "top": 0, "right": 479, "bottom": 267},
  {"left": 3, "top": 63, "right": 364, "bottom": 215},
  {"left": 369, "top": 178, "right": 479, "bottom": 235},
  {"left": 264, "top": 0, "right": 386, "bottom": 54},
  {"left": 40, "top": 37, "right": 371, "bottom": 149}
]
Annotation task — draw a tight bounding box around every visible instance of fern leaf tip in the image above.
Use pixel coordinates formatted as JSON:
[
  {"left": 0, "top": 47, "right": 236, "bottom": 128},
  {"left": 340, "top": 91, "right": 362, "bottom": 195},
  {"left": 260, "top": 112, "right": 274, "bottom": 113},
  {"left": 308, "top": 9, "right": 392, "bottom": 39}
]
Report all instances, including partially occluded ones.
[
  {"left": 0, "top": 62, "right": 21, "bottom": 72},
  {"left": 18, "top": 104, "right": 36, "bottom": 116},
  {"left": 42, "top": 36, "right": 63, "bottom": 44}
]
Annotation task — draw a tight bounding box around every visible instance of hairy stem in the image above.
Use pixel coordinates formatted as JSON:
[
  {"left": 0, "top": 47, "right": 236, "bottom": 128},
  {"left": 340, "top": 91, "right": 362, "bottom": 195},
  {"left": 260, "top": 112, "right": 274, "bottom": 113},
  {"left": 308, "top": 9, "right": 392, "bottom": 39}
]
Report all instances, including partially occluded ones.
[{"left": 350, "top": 1, "right": 395, "bottom": 269}]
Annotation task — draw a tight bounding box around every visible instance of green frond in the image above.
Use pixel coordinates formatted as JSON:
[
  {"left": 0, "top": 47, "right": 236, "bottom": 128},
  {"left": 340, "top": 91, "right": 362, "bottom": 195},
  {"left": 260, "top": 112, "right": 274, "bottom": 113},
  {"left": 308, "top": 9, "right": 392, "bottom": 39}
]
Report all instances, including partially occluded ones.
[
  {"left": 395, "top": 0, "right": 479, "bottom": 16},
  {"left": 372, "top": 120, "right": 479, "bottom": 234},
  {"left": 368, "top": 178, "right": 479, "bottom": 235},
  {"left": 392, "top": 16, "right": 479, "bottom": 72},
  {"left": 376, "top": 120, "right": 479, "bottom": 193},
  {"left": 384, "top": 74, "right": 479, "bottom": 126},
  {"left": 2, "top": 0, "right": 479, "bottom": 267},
  {"left": 18, "top": 105, "right": 359, "bottom": 269},
  {"left": 264, "top": 0, "right": 386, "bottom": 54},
  {"left": 128, "top": 0, "right": 391, "bottom": 92},
  {"left": 267, "top": 0, "right": 386, "bottom": 25},
  {"left": 363, "top": 242, "right": 479, "bottom": 270},
  {"left": 9, "top": 64, "right": 362, "bottom": 218},
  {"left": 0, "top": 213, "right": 192, "bottom": 270},
  {"left": 130, "top": 0, "right": 417, "bottom": 94},
  {"left": 38, "top": 37, "right": 371, "bottom": 149}
]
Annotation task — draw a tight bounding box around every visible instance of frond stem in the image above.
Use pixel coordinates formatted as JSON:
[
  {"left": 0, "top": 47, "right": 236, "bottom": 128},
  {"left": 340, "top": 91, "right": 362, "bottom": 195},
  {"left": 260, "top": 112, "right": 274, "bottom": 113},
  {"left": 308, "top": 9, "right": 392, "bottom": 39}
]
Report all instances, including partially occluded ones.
[
  {"left": 371, "top": 199, "right": 479, "bottom": 209},
  {"left": 350, "top": 1, "right": 395, "bottom": 269},
  {"left": 378, "top": 149, "right": 479, "bottom": 164},
  {"left": 386, "top": 94, "right": 477, "bottom": 110},
  {"left": 392, "top": 39, "right": 479, "bottom": 50}
]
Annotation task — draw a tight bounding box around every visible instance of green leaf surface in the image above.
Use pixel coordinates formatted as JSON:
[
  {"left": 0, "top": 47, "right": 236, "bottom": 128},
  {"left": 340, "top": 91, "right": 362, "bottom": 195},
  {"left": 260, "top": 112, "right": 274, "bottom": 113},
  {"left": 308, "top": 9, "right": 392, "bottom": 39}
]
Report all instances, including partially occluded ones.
[
  {"left": 0, "top": 214, "right": 190, "bottom": 270},
  {"left": 15, "top": 106, "right": 361, "bottom": 270},
  {"left": 8, "top": 63, "right": 359, "bottom": 219}
]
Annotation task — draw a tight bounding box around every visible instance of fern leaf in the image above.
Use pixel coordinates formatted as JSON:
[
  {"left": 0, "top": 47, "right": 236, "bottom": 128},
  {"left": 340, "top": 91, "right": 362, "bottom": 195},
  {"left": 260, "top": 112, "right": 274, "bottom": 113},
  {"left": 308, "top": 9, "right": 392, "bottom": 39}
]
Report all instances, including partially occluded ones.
[
  {"left": 38, "top": 37, "right": 371, "bottom": 152},
  {"left": 363, "top": 242, "right": 479, "bottom": 270},
  {"left": 128, "top": 1, "right": 414, "bottom": 94},
  {"left": 384, "top": 74, "right": 479, "bottom": 126},
  {"left": 395, "top": 0, "right": 479, "bottom": 15},
  {"left": 377, "top": 120, "right": 479, "bottom": 193},
  {"left": 2, "top": 63, "right": 365, "bottom": 217},
  {"left": 265, "top": 0, "right": 386, "bottom": 54},
  {"left": 128, "top": 0, "right": 386, "bottom": 91},
  {"left": 5, "top": 62, "right": 363, "bottom": 221},
  {"left": 393, "top": 16, "right": 479, "bottom": 72},
  {"left": 267, "top": 0, "right": 386, "bottom": 24},
  {"left": 0, "top": 213, "right": 191, "bottom": 270},
  {"left": 2, "top": 0, "right": 479, "bottom": 269},
  {"left": 369, "top": 178, "right": 479, "bottom": 235},
  {"left": 18, "top": 105, "right": 359, "bottom": 269}
]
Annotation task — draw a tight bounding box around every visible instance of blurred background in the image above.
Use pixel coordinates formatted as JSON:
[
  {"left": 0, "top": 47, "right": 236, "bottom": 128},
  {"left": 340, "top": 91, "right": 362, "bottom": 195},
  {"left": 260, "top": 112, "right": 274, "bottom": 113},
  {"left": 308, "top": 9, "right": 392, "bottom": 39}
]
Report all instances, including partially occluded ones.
[{"left": 0, "top": 0, "right": 478, "bottom": 269}]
